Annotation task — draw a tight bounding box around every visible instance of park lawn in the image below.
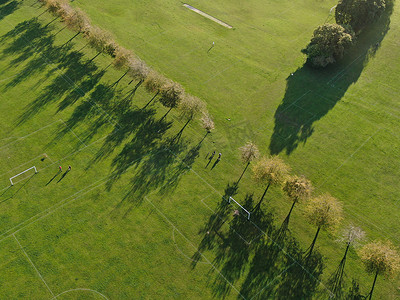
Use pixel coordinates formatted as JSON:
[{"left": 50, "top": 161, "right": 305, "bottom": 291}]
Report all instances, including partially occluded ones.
[{"left": 0, "top": 0, "right": 399, "bottom": 298}]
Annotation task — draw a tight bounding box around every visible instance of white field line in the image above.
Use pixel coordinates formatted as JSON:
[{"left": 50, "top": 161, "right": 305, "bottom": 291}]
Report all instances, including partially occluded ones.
[
  {"left": 13, "top": 234, "right": 55, "bottom": 297},
  {"left": 317, "top": 127, "right": 382, "bottom": 188},
  {"left": 145, "top": 196, "right": 246, "bottom": 299},
  {"left": 51, "top": 288, "right": 109, "bottom": 300},
  {"left": 59, "top": 119, "right": 88, "bottom": 147},
  {"left": 44, "top": 153, "right": 54, "bottom": 163},
  {"left": 0, "top": 154, "right": 43, "bottom": 178},
  {"left": 183, "top": 4, "right": 233, "bottom": 29},
  {"left": 0, "top": 144, "right": 156, "bottom": 242},
  {"left": 2, "top": 17, "right": 120, "bottom": 129},
  {"left": 166, "top": 148, "right": 335, "bottom": 297},
  {"left": 0, "top": 133, "right": 108, "bottom": 193},
  {"left": 327, "top": 53, "right": 364, "bottom": 85},
  {"left": 172, "top": 228, "right": 210, "bottom": 265},
  {"left": 250, "top": 262, "right": 297, "bottom": 300},
  {"left": 0, "top": 119, "right": 61, "bottom": 151}
]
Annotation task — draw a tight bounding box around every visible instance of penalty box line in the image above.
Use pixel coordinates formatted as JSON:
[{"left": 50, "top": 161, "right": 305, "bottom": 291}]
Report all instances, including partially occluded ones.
[
  {"left": 164, "top": 149, "right": 335, "bottom": 297},
  {"left": 144, "top": 196, "right": 246, "bottom": 300},
  {"left": 0, "top": 146, "right": 161, "bottom": 243},
  {"left": 13, "top": 233, "right": 55, "bottom": 297}
]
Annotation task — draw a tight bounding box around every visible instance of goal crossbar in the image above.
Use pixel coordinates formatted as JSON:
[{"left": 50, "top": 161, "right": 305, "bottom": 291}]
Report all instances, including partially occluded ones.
[
  {"left": 228, "top": 196, "right": 251, "bottom": 220},
  {"left": 10, "top": 166, "right": 37, "bottom": 186}
]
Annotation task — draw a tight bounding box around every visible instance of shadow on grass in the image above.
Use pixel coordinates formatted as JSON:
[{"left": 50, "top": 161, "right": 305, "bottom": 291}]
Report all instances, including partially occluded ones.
[
  {"left": 0, "top": 0, "right": 20, "bottom": 22},
  {"left": 270, "top": 4, "right": 394, "bottom": 155}
]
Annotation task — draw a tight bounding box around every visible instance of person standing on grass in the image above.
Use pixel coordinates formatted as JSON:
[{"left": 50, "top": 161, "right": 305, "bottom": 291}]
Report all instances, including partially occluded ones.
[
  {"left": 218, "top": 153, "right": 222, "bottom": 161},
  {"left": 59, "top": 166, "right": 62, "bottom": 172},
  {"left": 68, "top": 165, "right": 71, "bottom": 171}
]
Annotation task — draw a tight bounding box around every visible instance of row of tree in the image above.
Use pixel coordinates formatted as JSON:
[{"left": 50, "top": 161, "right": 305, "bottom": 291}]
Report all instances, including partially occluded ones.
[
  {"left": 238, "top": 142, "right": 400, "bottom": 298},
  {"left": 302, "top": 0, "right": 388, "bottom": 67},
  {"left": 38, "top": 0, "right": 214, "bottom": 130}
]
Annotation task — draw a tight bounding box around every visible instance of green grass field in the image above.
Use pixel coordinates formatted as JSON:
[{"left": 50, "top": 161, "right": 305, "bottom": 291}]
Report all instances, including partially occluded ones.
[{"left": 1, "top": 0, "right": 400, "bottom": 298}]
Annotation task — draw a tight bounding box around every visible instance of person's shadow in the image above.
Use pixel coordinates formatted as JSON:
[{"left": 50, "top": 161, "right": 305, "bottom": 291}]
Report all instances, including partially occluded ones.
[
  {"left": 57, "top": 170, "right": 70, "bottom": 183},
  {"left": 211, "top": 158, "right": 220, "bottom": 170},
  {"left": 45, "top": 170, "right": 61, "bottom": 186}
]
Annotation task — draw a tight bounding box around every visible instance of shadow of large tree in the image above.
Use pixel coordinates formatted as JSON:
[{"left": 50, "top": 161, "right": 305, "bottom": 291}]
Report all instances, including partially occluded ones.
[{"left": 270, "top": 5, "right": 394, "bottom": 155}]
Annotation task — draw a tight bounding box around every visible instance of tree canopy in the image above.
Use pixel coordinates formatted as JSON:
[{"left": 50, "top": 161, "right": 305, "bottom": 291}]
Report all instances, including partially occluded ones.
[
  {"left": 178, "top": 94, "right": 206, "bottom": 120},
  {"left": 302, "top": 23, "right": 354, "bottom": 68},
  {"left": 335, "top": 0, "right": 386, "bottom": 32},
  {"left": 360, "top": 240, "right": 400, "bottom": 278},
  {"left": 252, "top": 156, "right": 290, "bottom": 187},
  {"left": 159, "top": 81, "right": 184, "bottom": 109},
  {"left": 304, "top": 194, "right": 343, "bottom": 231},
  {"left": 283, "top": 175, "right": 313, "bottom": 204},
  {"left": 200, "top": 112, "right": 215, "bottom": 133},
  {"left": 239, "top": 142, "right": 260, "bottom": 165}
]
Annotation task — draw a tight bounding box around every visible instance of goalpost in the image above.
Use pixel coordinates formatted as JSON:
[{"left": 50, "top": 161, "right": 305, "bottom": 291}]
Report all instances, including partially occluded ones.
[
  {"left": 10, "top": 166, "right": 38, "bottom": 186},
  {"left": 228, "top": 196, "right": 251, "bottom": 220}
]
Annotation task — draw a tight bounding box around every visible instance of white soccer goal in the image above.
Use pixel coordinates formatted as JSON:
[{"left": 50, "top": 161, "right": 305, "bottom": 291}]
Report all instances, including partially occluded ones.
[
  {"left": 10, "top": 166, "right": 38, "bottom": 186},
  {"left": 228, "top": 196, "right": 251, "bottom": 220}
]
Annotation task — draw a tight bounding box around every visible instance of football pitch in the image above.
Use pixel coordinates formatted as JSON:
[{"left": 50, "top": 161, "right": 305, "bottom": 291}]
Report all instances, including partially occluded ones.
[{"left": 1, "top": 0, "right": 400, "bottom": 298}]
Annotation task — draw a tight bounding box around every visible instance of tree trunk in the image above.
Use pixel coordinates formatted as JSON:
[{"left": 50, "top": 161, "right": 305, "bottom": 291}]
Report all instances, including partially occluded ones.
[
  {"left": 111, "top": 70, "right": 129, "bottom": 87},
  {"left": 45, "top": 16, "right": 59, "bottom": 27},
  {"left": 143, "top": 91, "right": 159, "bottom": 109},
  {"left": 368, "top": 271, "right": 379, "bottom": 300},
  {"left": 236, "top": 162, "right": 250, "bottom": 185},
  {"left": 160, "top": 107, "right": 173, "bottom": 121},
  {"left": 255, "top": 181, "right": 271, "bottom": 209},
  {"left": 63, "top": 31, "right": 81, "bottom": 47},
  {"left": 89, "top": 51, "right": 102, "bottom": 62},
  {"left": 308, "top": 226, "right": 321, "bottom": 258}
]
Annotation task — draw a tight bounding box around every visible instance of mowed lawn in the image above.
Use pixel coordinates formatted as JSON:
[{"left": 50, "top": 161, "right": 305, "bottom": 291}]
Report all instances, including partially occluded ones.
[{"left": 0, "top": 0, "right": 399, "bottom": 299}]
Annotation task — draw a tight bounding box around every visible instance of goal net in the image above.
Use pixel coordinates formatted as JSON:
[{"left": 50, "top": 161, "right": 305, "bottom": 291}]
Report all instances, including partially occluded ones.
[
  {"left": 228, "top": 196, "right": 251, "bottom": 220},
  {"left": 10, "top": 166, "right": 38, "bottom": 186}
]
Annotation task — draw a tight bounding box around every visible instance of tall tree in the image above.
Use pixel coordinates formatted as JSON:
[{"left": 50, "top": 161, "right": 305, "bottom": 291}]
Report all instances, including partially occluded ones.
[
  {"left": 282, "top": 175, "right": 313, "bottom": 226},
  {"left": 237, "top": 142, "right": 259, "bottom": 184},
  {"left": 360, "top": 240, "right": 400, "bottom": 300},
  {"left": 329, "top": 225, "right": 365, "bottom": 298},
  {"left": 173, "top": 95, "right": 206, "bottom": 141},
  {"left": 159, "top": 81, "right": 184, "bottom": 119},
  {"left": 252, "top": 156, "right": 290, "bottom": 209},
  {"left": 85, "top": 26, "right": 116, "bottom": 60},
  {"left": 60, "top": 6, "right": 90, "bottom": 44},
  {"left": 336, "top": 0, "right": 386, "bottom": 32},
  {"left": 304, "top": 194, "right": 343, "bottom": 258},
  {"left": 143, "top": 70, "right": 168, "bottom": 109},
  {"left": 302, "top": 23, "right": 354, "bottom": 68}
]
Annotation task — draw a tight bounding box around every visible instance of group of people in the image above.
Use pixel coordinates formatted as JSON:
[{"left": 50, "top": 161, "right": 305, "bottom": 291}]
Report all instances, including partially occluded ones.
[
  {"left": 59, "top": 165, "right": 72, "bottom": 172},
  {"left": 206, "top": 151, "right": 222, "bottom": 169}
]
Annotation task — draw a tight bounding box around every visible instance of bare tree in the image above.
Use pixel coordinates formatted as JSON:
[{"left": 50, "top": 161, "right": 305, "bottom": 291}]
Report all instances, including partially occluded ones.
[
  {"left": 252, "top": 156, "right": 290, "bottom": 209},
  {"left": 360, "top": 240, "right": 400, "bottom": 300},
  {"left": 304, "top": 194, "right": 343, "bottom": 258},
  {"left": 237, "top": 142, "right": 259, "bottom": 184},
  {"left": 329, "top": 225, "right": 365, "bottom": 298},
  {"left": 201, "top": 112, "right": 215, "bottom": 133},
  {"left": 282, "top": 175, "right": 313, "bottom": 226}
]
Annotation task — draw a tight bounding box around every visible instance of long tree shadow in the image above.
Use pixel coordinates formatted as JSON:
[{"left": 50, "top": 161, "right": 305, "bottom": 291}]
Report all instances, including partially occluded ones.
[
  {"left": 210, "top": 194, "right": 275, "bottom": 298},
  {"left": 270, "top": 4, "right": 394, "bottom": 155},
  {"left": 0, "top": 0, "right": 20, "bottom": 22}
]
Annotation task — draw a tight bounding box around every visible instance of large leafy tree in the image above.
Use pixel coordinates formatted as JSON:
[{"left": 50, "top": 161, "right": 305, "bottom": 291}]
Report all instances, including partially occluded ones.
[
  {"left": 360, "top": 240, "right": 400, "bottom": 300},
  {"left": 336, "top": 0, "right": 386, "bottom": 32},
  {"left": 302, "top": 23, "right": 354, "bottom": 68},
  {"left": 304, "top": 194, "right": 343, "bottom": 258},
  {"left": 252, "top": 156, "right": 290, "bottom": 209}
]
